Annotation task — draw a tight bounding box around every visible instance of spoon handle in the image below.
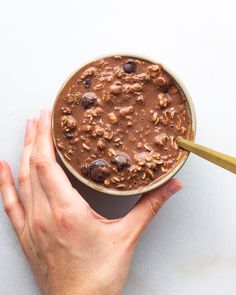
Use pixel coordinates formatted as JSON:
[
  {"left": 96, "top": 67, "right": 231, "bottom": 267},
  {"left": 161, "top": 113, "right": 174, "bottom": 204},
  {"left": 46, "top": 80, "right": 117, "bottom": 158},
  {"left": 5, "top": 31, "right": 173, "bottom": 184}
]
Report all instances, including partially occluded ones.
[{"left": 176, "top": 137, "right": 236, "bottom": 174}]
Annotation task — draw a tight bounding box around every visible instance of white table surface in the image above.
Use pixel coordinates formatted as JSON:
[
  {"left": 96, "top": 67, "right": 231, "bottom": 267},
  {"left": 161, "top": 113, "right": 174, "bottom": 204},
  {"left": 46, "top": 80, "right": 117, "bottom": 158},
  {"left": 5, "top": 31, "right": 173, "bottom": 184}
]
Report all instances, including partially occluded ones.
[{"left": 0, "top": 0, "right": 236, "bottom": 294}]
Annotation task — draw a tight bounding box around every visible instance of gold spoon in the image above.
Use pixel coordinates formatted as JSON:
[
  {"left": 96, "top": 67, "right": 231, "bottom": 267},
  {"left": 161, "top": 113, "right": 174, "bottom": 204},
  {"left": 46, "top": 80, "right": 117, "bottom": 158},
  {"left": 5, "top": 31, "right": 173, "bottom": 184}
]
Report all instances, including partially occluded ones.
[{"left": 176, "top": 137, "right": 236, "bottom": 174}]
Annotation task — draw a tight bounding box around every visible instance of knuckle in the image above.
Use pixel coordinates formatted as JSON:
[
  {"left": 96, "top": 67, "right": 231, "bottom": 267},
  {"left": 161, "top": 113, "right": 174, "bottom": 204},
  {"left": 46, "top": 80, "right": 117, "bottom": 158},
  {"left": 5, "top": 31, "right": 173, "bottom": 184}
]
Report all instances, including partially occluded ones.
[
  {"left": 17, "top": 171, "right": 28, "bottom": 186},
  {"left": 4, "top": 198, "right": 17, "bottom": 215},
  {"left": 53, "top": 208, "right": 73, "bottom": 231},
  {"left": 29, "top": 154, "right": 38, "bottom": 167},
  {"left": 35, "top": 160, "right": 50, "bottom": 175},
  {"left": 148, "top": 198, "right": 163, "bottom": 216},
  {"left": 30, "top": 155, "right": 50, "bottom": 174}
]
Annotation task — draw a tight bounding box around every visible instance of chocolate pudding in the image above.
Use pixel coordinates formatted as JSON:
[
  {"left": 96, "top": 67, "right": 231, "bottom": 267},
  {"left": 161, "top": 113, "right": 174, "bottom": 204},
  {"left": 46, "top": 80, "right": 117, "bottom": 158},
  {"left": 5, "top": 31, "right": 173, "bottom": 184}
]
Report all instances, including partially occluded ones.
[{"left": 53, "top": 55, "right": 192, "bottom": 191}]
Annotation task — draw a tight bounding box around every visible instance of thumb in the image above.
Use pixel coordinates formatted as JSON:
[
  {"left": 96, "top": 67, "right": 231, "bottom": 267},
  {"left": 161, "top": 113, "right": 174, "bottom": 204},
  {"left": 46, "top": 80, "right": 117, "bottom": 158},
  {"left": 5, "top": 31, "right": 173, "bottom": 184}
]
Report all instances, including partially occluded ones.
[{"left": 121, "top": 178, "right": 183, "bottom": 244}]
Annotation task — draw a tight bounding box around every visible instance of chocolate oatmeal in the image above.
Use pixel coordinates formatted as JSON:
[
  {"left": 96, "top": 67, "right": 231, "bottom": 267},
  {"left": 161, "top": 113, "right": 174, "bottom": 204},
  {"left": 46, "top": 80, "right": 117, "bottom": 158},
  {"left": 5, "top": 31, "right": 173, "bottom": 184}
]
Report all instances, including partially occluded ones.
[{"left": 53, "top": 55, "right": 192, "bottom": 190}]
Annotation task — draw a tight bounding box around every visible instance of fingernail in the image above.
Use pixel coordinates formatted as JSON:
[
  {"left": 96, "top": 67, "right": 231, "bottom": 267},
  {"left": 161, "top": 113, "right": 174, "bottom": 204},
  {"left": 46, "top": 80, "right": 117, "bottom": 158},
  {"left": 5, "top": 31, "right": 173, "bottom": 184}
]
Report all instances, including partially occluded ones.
[
  {"left": 167, "top": 179, "right": 183, "bottom": 197},
  {"left": 0, "top": 160, "right": 3, "bottom": 172}
]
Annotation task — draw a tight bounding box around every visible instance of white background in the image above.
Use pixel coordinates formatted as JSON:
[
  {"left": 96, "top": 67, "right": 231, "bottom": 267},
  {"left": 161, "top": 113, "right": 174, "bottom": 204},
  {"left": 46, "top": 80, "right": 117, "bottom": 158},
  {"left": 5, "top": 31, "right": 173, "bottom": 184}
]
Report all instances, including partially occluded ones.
[{"left": 0, "top": 0, "right": 236, "bottom": 294}]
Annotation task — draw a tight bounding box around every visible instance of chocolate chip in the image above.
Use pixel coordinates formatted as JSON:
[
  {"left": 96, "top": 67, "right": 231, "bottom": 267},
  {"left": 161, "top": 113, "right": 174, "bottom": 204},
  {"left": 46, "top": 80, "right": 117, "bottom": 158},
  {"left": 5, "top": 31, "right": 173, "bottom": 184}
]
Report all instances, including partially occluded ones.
[
  {"left": 82, "top": 77, "right": 92, "bottom": 88},
  {"left": 123, "top": 60, "right": 136, "bottom": 74},
  {"left": 111, "top": 153, "right": 131, "bottom": 172},
  {"left": 81, "top": 92, "right": 97, "bottom": 109},
  {"left": 81, "top": 163, "right": 90, "bottom": 176},
  {"left": 90, "top": 159, "right": 110, "bottom": 183},
  {"left": 64, "top": 132, "right": 74, "bottom": 139}
]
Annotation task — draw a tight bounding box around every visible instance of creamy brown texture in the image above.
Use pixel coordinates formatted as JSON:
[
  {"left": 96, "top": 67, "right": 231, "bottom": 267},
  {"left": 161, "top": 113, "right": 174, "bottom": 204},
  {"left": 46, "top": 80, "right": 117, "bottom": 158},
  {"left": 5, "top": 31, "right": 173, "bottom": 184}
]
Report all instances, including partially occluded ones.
[{"left": 53, "top": 56, "right": 192, "bottom": 190}]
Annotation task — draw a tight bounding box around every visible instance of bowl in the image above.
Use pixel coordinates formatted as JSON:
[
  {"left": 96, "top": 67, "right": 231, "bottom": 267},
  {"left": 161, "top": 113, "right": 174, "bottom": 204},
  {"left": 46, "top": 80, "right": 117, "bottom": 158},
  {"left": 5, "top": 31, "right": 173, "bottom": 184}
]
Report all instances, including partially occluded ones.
[{"left": 52, "top": 53, "right": 196, "bottom": 196}]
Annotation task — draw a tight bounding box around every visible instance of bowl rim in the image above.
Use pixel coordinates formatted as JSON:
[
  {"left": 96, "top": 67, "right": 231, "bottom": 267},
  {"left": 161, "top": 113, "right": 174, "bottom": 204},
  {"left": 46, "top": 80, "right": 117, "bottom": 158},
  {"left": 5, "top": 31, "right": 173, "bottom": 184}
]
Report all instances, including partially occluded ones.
[{"left": 52, "top": 52, "right": 197, "bottom": 197}]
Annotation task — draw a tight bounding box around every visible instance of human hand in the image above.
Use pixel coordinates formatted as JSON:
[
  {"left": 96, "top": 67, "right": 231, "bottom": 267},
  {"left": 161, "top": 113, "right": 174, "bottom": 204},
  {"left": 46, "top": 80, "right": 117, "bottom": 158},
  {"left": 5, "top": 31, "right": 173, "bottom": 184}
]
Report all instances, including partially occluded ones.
[{"left": 0, "top": 109, "right": 183, "bottom": 295}]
